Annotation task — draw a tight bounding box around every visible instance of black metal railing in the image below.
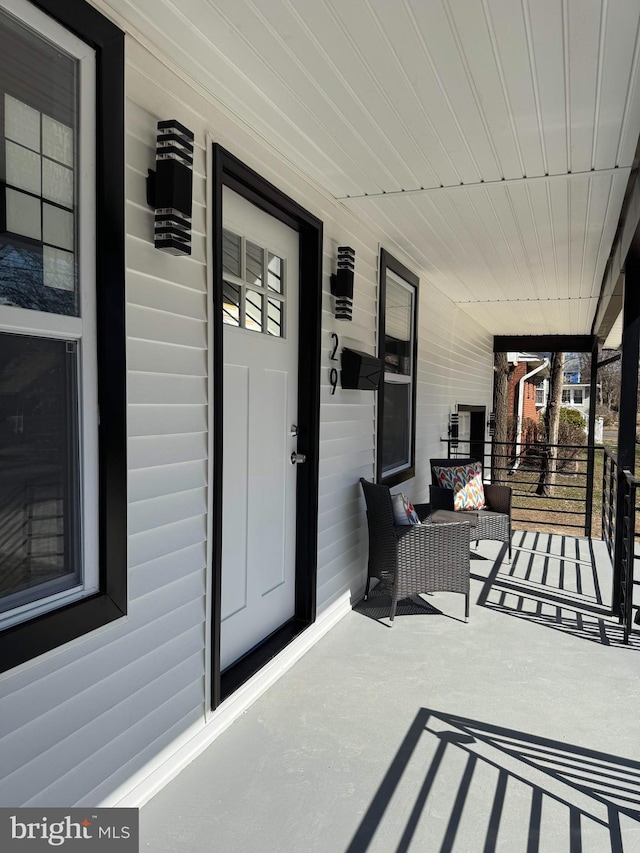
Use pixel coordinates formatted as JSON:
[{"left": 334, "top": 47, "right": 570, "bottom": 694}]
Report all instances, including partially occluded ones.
[
  {"left": 602, "top": 448, "right": 618, "bottom": 561},
  {"left": 619, "top": 469, "right": 637, "bottom": 643},
  {"left": 441, "top": 437, "right": 599, "bottom": 536},
  {"left": 602, "top": 448, "right": 639, "bottom": 643}
]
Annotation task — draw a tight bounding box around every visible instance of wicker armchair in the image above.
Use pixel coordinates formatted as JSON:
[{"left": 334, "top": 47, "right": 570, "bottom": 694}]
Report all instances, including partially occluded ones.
[
  {"left": 429, "top": 458, "right": 512, "bottom": 559},
  {"left": 360, "top": 478, "right": 471, "bottom": 622}
]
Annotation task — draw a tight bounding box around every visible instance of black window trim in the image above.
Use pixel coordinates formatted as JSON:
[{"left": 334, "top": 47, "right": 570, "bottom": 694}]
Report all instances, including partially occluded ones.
[
  {"left": 376, "top": 248, "right": 419, "bottom": 488},
  {"left": 0, "top": 0, "right": 125, "bottom": 673}
]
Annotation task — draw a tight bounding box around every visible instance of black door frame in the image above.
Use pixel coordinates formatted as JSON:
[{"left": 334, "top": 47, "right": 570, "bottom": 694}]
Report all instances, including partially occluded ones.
[{"left": 210, "top": 146, "right": 323, "bottom": 708}]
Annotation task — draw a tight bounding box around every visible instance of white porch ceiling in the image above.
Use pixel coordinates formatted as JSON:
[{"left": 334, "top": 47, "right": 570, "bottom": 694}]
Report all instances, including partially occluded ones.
[{"left": 106, "top": 0, "right": 640, "bottom": 335}]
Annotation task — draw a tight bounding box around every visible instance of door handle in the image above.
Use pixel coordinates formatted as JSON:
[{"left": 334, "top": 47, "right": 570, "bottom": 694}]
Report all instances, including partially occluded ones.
[{"left": 291, "top": 452, "right": 306, "bottom": 465}]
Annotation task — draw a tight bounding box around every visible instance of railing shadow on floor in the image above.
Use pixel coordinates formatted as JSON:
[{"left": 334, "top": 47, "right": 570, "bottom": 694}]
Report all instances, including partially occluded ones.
[
  {"left": 346, "top": 708, "right": 640, "bottom": 853},
  {"left": 473, "top": 531, "right": 639, "bottom": 649}
]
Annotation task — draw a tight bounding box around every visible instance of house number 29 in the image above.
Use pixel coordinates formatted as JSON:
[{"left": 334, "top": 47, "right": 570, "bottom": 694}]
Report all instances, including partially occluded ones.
[{"left": 329, "top": 333, "right": 339, "bottom": 395}]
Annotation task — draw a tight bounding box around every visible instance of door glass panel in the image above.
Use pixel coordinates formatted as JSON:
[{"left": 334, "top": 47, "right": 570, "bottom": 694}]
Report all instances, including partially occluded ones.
[
  {"left": 245, "top": 289, "right": 263, "bottom": 332},
  {"left": 222, "top": 229, "right": 241, "bottom": 277},
  {"left": 222, "top": 280, "right": 240, "bottom": 326},
  {"left": 221, "top": 217, "right": 287, "bottom": 339},
  {"left": 0, "top": 332, "right": 80, "bottom": 615},
  {"left": 267, "top": 252, "right": 283, "bottom": 293},
  {"left": 267, "top": 297, "right": 283, "bottom": 337},
  {"left": 245, "top": 241, "right": 263, "bottom": 287},
  {"left": 1, "top": 12, "right": 79, "bottom": 317}
]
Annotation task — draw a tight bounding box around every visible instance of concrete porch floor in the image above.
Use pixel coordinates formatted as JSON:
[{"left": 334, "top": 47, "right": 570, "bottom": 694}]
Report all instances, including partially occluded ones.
[{"left": 140, "top": 531, "right": 640, "bottom": 852}]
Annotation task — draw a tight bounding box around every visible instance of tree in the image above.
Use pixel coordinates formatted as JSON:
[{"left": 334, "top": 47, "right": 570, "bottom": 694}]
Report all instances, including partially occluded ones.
[
  {"left": 492, "top": 351, "right": 513, "bottom": 484},
  {"left": 537, "top": 351, "right": 564, "bottom": 496},
  {"left": 579, "top": 348, "right": 621, "bottom": 412}
]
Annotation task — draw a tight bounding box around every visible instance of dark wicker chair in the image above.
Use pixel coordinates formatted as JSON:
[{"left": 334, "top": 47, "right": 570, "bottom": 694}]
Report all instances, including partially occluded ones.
[
  {"left": 360, "top": 478, "right": 471, "bottom": 621},
  {"left": 429, "top": 458, "right": 512, "bottom": 559}
]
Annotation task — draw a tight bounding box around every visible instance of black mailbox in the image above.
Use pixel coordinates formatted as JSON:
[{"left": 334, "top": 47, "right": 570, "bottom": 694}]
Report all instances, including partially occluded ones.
[{"left": 341, "top": 348, "right": 382, "bottom": 390}]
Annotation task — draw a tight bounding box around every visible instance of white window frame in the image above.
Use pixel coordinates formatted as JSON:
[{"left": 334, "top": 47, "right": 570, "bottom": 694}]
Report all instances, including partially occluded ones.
[{"left": 0, "top": 0, "right": 98, "bottom": 629}]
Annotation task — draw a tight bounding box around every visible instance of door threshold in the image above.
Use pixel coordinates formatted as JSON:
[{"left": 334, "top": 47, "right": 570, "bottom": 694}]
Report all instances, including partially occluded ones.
[{"left": 221, "top": 618, "right": 310, "bottom": 701}]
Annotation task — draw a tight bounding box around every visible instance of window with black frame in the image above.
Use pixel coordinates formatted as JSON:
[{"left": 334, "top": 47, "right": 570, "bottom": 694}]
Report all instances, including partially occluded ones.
[
  {"left": 0, "top": 0, "right": 125, "bottom": 672},
  {"left": 377, "top": 249, "right": 418, "bottom": 487}
]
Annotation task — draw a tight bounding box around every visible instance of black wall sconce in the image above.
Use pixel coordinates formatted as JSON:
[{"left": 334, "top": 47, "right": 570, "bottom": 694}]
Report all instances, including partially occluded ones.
[
  {"left": 488, "top": 411, "right": 496, "bottom": 436},
  {"left": 448, "top": 412, "right": 459, "bottom": 448},
  {"left": 330, "top": 246, "right": 355, "bottom": 320},
  {"left": 146, "top": 120, "right": 194, "bottom": 255}
]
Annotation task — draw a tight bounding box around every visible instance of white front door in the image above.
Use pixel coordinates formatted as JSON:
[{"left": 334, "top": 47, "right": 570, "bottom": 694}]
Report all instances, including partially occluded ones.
[{"left": 220, "top": 187, "right": 300, "bottom": 671}]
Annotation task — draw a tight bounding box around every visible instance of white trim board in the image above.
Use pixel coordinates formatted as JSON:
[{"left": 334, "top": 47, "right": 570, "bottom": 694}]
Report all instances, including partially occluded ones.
[{"left": 102, "top": 589, "right": 355, "bottom": 809}]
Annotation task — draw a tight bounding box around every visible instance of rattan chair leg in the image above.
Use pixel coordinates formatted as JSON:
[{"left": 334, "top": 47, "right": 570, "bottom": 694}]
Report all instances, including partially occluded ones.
[
  {"left": 390, "top": 588, "right": 398, "bottom": 622},
  {"left": 465, "top": 593, "right": 469, "bottom": 622}
]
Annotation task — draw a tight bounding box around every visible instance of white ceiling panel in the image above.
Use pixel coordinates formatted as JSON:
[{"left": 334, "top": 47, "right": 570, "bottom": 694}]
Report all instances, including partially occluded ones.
[
  {"left": 592, "top": 1, "right": 640, "bottom": 169},
  {"left": 104, "top": 0, "right": 640, "bottom": 334},
  {"left": 342, "top": 170, "right": 629, "bottom": 308}
]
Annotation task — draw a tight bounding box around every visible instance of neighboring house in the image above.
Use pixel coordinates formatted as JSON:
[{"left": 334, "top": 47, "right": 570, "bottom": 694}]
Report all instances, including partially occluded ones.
[
  {"left": 0, "top": 0, "right": 638, "bottom": 813},
  {"left": 507, "top": 352, "right": 549, "bottom": 424},
  {"left": 561, "top": 383, "right": 592, "bottom": 421},
  {"left": 507, "top": 353, "right": 598, "bottom": 427}
]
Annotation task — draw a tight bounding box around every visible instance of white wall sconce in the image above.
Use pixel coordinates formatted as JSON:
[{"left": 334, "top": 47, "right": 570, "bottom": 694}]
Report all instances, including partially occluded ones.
[
  {"left": 330, "top": 245, "right": 355, "bottom": 320},
  {"left": 146, "top": 120, "right": 194, "bottom": 255}
]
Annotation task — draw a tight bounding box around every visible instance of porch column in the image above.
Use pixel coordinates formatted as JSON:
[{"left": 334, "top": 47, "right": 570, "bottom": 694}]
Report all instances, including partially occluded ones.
[
  {"left": 584, "top": 337, "right": 599, "bottom": 536},
  {"left": 613, "top": 242, "right": 640, "bottom": 614}
]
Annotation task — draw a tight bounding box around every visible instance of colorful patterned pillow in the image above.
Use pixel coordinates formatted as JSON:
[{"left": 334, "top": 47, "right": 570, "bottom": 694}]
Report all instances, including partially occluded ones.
[
  {"left": 391, "top": 493, "right": 421, "bottom": 525},
  {"left": 433, "top": 463, "right": 486, "bottom": 511}
]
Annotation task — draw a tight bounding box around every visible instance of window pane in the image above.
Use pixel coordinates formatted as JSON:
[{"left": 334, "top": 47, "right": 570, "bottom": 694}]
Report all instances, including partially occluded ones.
[
  {"left": 1, "top": 11, "right": 78, "bottom": 317},
  {"left": 385, "top": 277, "right": 412, "bottom": 375},
  {"left": 42, "top": 203, "right": 74, "bottom": 251},
  {"left": 42, "top": 115, "right": 73, "bottom": 167},
  {"left": 246, "top": 241, "right": 263, "bottom": 287},
  {"left": 0, "top": 333, "right": 80, "bottom": 616},
  {"left": 245, "top": 289, "right": 263, "bottom": 332},
  {"left": 382, "top": 382, "right": 411, "bottom": 473},
  {"left": 222, "top": 280, "right": 240, "bottom": 326},
  {"left": 5, "top": 188, "right": 41, "bottom": 241},
  {"left": 43, "top": 246, "right": 75, "bottom": 292},
  {"left": 267, "top": 297, "right": 283, "bottom": 337},
  {"left": 6, "top": 140, "right": 41, "bottom": 195},
  {"left": 222, "top": 229, "right": 241, "bottom": 278},
  {"left": 4, "top": 94, "right": 40, "bottom": 152},
  {"left": 267, "top": 252, "right": 283, "bottom": 293},
  {"left": 42, "top": 158, "right": 73, "bottom": 208}
]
